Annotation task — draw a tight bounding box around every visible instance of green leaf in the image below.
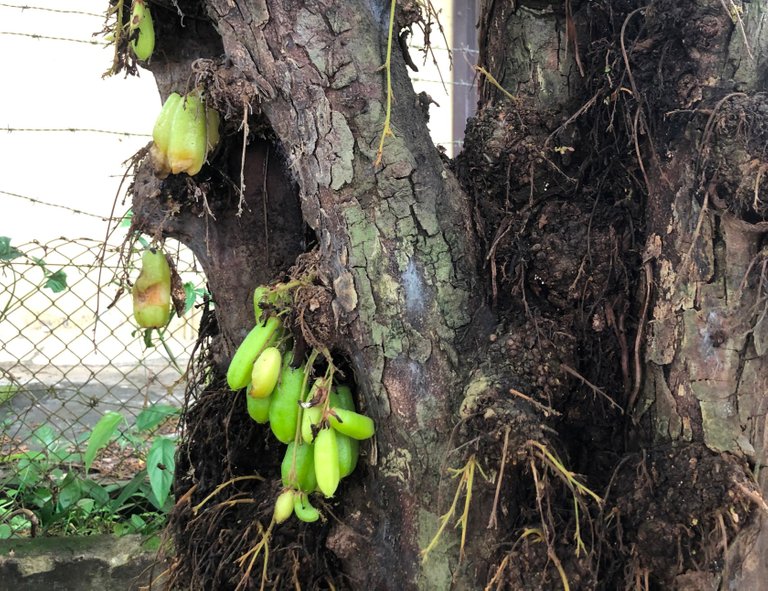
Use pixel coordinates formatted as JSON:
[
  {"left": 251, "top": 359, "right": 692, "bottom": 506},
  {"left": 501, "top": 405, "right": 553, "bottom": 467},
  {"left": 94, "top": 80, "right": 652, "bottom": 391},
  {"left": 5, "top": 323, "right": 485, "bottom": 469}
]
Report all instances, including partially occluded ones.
[
  {"left": 135, "top": 404, "right": 179, "bottom": 432},
  {"left": 57, "top": 479, "right": 84, "bottom": 512},
  {"left": 107, "top": 470, "right": 147, "bottom": 514},
  {"left": 0, "top": 237, "right": 22, "bottom": 261},
  {"left": 31, "top": 424, "right": 57, "bottom": 450},
  {"left": 146, "top": 436, "right": 175, "bottom": 508},
  {"left": 75, "top": 498, "right": 96, "bottom": 515},
  {"left": 16, "top": 457, "right": 42, "bottom": 488},
  {"left": 44, "top": 269, "right": 67, "bottom": 293},
  {"left": 183, "top": 282, "right": 197, "bottom": 315},
  {"left": 84, "top": 411, "right": 124, "bottom": 472},
  {"left": 120, "top": 209, "right": 133, "bottom": 228},
  {"left": 0, "top": 524, "right": 12, "bottom": 539},
  {"left": 80, "top": 480, "right": 110, "bottom": 505}
]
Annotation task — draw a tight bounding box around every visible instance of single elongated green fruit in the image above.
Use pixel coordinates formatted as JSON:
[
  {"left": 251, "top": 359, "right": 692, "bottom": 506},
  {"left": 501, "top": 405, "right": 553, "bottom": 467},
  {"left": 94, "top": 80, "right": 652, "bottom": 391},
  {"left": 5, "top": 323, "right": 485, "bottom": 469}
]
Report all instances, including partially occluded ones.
[
  {"left": 330, "top": 385, "right": 355, "bottom": 411},
  {"left": 149, "top": 93, "right": 182, "bottom": 177},
  {"left": 314, "top": 428, "right": 340, "bottom": 497},
  {"left": 328, "top": 386, "right": 360, "bottom": 477},
  {"left": 168, "top": 93, "right": 207, "bottom": 175},
  {"left": 152, "top": 93, "right": 182, "bottom": 154},
  {"left": 253, "top": 286, "right": 267, "bottom": 321},
  {"left": 131, "top": 3, "right": 154, "bottom": 61},
  {"left": 281, "top": 442, "right": 317, "bottom": 492},
  {"left": 293, "top": 493, "right": 320, "bottom": 523},
  {"left": 132, "top": 248, "right": 171, "bottom": 328},
  {"left": 328, "top": 408, "right": 375, "bottom": 440},
  {"left": 129, "top": 0, "right": 147, "bottom": 28},
  {"left": 274, "top": 490, "right": 295, "bottom": 524},
  {"left": 206, "top": 107, "right": 220, "bottom": 153},
  {"left": 226, "top": 316, "right": 281, "bottom": 390},
  {"left": 250, "top": 347, "right": 281, "bottom": 398},
  {"left": 269, "top": 360, "right": 307, "bottom": 444},
  {"left": 301, "top": 405, "right": 322, "bottom": 444},
  {"left": 245, "top": 388, "right": 271, "bottom": 423},
  {"left": 336, "top": 433, "right": 359, "bottom": 478}
]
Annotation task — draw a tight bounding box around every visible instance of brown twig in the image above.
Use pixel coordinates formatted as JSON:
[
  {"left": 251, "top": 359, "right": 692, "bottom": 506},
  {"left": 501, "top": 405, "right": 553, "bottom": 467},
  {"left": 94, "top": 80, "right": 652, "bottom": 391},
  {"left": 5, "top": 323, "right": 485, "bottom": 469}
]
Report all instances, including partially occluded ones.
[
  {"left": 681, "top": 188, "right": 709, "bottom": 274},
  {"left": 565, "top": 0, "right": 584, "bottom": 77},
  {"left": 628, "top": 261, "right": 652, "bottom": 413},
  {"left": 487, "top": 426, "right": 511, "bottom": 530},
  {"left": 734, "top": 481, "right": 768, "bottom": 515},
  {"left": 237, "top": 98, "right": 250, "bottom": 216},
  {"left": 560, "top": 363, "right": 623, "bottom": 413},
  {"left": 508, "top": 387, "right": 561, "bottom": 418}
]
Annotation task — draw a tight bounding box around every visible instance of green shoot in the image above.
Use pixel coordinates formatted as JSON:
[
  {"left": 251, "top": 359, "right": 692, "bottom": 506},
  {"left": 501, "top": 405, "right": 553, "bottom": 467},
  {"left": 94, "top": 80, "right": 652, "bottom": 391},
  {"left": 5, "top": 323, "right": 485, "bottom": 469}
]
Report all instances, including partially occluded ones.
[
  {"left": 375, "top": 0, "right": 397, "bottom": 167},
  {"left": 526, "top": 440, "right": 602, "bottom": 507},
  {"left": 474, "top": 65, "right": 518, "bottom": 104},
  {"left": 421, "top": 454, "right": 485, "bottom": 564},
  {"left": 236, "top": 521, "right": 272, "bottom": 591},
  {"left": 191, "top": 475, "right": 264, "bottom": 515}
]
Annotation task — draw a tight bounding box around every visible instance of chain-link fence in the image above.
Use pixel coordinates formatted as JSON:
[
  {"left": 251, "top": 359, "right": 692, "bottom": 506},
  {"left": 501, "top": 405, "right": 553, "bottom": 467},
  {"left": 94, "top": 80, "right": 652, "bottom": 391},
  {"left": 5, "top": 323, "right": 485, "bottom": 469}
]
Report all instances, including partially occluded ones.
[{"left": 0, "top": 236, "right": 205, "bottom": 538}]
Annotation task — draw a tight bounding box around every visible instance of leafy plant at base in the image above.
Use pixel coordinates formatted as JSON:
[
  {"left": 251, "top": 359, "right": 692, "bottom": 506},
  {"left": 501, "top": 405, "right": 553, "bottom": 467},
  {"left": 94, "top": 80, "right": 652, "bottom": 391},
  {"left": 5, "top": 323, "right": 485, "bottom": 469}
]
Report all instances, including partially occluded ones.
[
  {"left": 146, "top": 435, "right": 175, "bottom": 507},
  {"left": 0, "top": 404, "right": 179, "bottom": 538}
]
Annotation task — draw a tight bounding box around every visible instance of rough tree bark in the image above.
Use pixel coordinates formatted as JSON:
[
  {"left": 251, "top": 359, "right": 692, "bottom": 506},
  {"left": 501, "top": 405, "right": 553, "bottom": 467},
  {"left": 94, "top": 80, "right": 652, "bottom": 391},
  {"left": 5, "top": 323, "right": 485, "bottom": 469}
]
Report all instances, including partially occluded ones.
[
  {"left": 627, "top": 2, "right": 768, "bottom": 589},
  {"left": 124, "top": 0, "right": 768, "bottom": 589}
]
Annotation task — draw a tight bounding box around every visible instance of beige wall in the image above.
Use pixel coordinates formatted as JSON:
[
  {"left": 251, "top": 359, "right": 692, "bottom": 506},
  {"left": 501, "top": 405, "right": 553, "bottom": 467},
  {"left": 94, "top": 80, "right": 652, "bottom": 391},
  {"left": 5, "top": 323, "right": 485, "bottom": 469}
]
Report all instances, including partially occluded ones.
[
  {"left": 0, "top": 1, "right": 159, "bottom": 243},
  {"left": 0, "top": 1, "right": 471, "bottom": 240}
]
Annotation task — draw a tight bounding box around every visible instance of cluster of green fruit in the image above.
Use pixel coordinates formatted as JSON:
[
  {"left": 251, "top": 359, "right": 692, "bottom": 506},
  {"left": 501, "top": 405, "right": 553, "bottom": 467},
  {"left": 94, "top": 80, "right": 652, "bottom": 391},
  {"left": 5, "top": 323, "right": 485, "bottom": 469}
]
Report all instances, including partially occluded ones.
[
  {"left": 227, "top": 287, "right": 376, "bottom": 523},
  {"left": 129, "top": 0, "right": 154, "bottom": 61},
  {"left": 149, "top": 91, "right": 220, "bottom": 178},
  {"left": 132, "top": 248, "right": 171, "bottom": 328}
]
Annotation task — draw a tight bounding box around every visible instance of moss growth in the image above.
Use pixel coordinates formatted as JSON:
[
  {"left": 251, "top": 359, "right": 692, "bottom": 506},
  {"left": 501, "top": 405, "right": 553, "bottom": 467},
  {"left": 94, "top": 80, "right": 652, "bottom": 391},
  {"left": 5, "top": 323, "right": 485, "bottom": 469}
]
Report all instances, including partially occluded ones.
[{"left": 417, "top": 508, "right": 456, "bottom": 591}]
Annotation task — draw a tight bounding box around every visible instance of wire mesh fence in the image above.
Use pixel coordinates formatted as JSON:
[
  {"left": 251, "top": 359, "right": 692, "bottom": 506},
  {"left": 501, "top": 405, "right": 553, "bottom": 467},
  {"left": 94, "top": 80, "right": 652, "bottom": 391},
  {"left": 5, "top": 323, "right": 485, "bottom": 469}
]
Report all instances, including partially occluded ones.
[{"left": 0, "top": 236, "right": 206, "bottom": 538}]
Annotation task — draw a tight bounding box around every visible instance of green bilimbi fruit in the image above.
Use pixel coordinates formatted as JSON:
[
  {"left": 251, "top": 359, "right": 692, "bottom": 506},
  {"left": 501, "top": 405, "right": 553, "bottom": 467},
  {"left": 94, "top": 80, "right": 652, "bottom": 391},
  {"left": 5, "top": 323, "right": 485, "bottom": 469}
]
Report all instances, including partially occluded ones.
[
  {"left": 330, "top": 385, "right": 354, "bottom": 411},
  {"left": 328, "top": 408, "right": 375, "bottom": 440},
  {"left": 132, "top": 248, "right": 171, "bottom": 328},
  {"left": 253, "top": 286, "right": 268, "bottom": 321},
  {"left": 269, "top": 356, "right": 307, "bottom": 444},
  {"left": 130, "top": 0, "right": 154, "bottom": 61},
  {"left": 250, "top": 346, "right": 281, "bottom": 398},
  {"left": 336, "top": 431, "right": 359, "bottom": 478},
  {"left": 167, "top": 93, "right": 207, "bottom": 176},
  {"left": 129, "top": 0, "right": 146, "bottom": 23},
  {"left": 206, "top": 107, "right": 220, "bottom": 153},
  {"left": 301, "top": 405, "right": 322, "bottom": 444},
  {"left": 274, "top": 490, "right": 295, "bottom": 524},
  {"left": 245, "top": 387, "right": 271, "bottom": 424},
  {"left": 150, "top": 91, "right": 221, "bottom": 177},
  {"left": 301, "top": 379, "right": 328, "bottom": 443},
  {"left": 281, "top": 442, "right": 317, "bottom": 493},
  {"left": 314, "top": 427, "right": 340, "bottom": 497},
  {"left": 150, "top": 92, "right": 181, "bottom": 176},
  {"left": 226, "top": 316, "right": 281, "bottom": 390},
  {"left": 293, "top": 492, "right": 320, "bottom": 523},
  {"left": 329, "top": 385, "right": 358, "bottom": 477}
]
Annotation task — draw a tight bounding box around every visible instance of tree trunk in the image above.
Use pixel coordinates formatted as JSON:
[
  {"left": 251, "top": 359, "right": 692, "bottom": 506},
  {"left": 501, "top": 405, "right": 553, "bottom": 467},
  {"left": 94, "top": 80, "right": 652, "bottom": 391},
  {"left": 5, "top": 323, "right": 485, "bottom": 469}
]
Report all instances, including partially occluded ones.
[
  {"left": 125, "top": 0, "right": 768, "bottom": 589},
  {"left": 628, "top": 2, "right": 768, "bottom": 588},
  {"left": 133, "top": 0, "right": 492, "bottom": 588}
]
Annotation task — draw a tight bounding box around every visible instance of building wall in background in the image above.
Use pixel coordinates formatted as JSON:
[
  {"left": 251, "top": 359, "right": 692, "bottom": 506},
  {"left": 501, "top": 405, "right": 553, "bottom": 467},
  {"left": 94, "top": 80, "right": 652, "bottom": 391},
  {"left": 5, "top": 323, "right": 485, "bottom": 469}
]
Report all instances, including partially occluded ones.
[{"left": 1, "top": 1, "right": 478, "bottom": 240}]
